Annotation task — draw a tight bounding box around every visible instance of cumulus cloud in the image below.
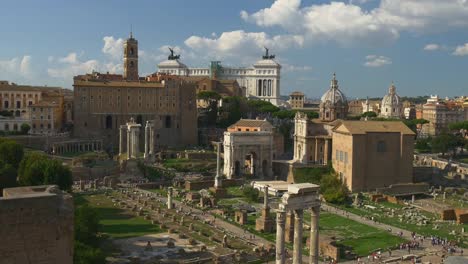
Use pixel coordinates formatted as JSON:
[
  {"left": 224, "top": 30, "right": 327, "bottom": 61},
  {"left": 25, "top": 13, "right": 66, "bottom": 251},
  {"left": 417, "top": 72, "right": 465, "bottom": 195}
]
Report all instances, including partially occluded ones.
[
  {"left": 423, "top": 44, "right": 440, "bottom": 51},
  {"left": 0, "top": 55, "right": 32, "bottom": 77},
  {"left": 453, "top": 43, "right": 468, "bottom": 56},
  {"left": 184, "top": 30, "right": 303, "bottom": 61},
  {"left": 48, "top": 52, "right": 122, "bottom": 79},
  {"left": 102, "top": 36, "right": 124, "bottom": 59},
  {"left": 240, "top": 0, "right": 468, "bottom": 45},
  {"left": 364, "top": 55, "right": 392, "bottom": 67}
]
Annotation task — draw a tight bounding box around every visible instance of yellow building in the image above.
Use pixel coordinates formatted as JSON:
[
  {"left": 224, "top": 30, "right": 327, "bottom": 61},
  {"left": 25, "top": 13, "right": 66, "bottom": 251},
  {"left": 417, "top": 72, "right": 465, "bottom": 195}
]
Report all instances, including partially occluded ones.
[
  {"left": 0, "top": 81, "right": 66, "bottom": 134},
  {"left": 332, "top": 121, "right": 415, "bottom": 192}
]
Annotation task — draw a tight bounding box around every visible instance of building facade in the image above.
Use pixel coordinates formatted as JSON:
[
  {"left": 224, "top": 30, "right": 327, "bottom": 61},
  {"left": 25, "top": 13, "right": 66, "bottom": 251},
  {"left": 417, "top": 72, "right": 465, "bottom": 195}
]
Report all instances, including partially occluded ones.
[
  {"left": 289, "top": 91, "right": 305, "bottom": 109},
  {"left": 73, "top": 34, "right": 198, "bottom": 151},
  {"left": 319, "top": 73, "right": 348, "bottom": 122},
  {"left": 380, "top": 83, "right": 402, "bottom": 119},
  {"left": 157, "top": 49, "right": 281, "bottom": 105},
  {"left": 421, "top": 95, "right": 466, "bottom": 136},
  {"left": 223, "top": 119, "right": 274, "bottom": 179},
  {"left": 0, "top": 81, "right": 67, "bottom": 135},
  {"left": 332, "top": 121, "right": 414, "bottom": 192},
  {"left": 293, "top": 112, "right": 334, "bottom": 165}
]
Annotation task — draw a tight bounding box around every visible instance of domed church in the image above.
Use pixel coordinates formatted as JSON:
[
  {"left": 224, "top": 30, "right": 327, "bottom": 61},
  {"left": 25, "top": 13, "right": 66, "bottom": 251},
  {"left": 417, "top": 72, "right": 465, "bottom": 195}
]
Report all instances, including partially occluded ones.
[
  {"left": 319, "top": 73, "right": 348, "bottom": 122},
  {"left": 380, "top": 82, "right": 402, "bottom": 119}
]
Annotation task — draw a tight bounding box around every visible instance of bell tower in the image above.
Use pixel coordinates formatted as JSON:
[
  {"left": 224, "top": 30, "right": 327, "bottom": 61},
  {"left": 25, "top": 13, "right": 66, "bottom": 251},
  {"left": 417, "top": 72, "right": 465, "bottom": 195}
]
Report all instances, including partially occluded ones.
[{"left": 123, "top": 31, "right": 138, "bottom": 81}]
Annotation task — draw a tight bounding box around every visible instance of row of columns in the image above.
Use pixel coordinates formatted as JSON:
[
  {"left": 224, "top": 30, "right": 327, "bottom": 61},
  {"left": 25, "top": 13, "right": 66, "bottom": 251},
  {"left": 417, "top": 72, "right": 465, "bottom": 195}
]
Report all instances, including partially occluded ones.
[
  {"left": 52, "top": 140, "right": 103, "bottom": 155},
  {"left": 119, "top": 119, "right": 155, "bottom": 160},
  {"left": 257, "top": 79, "right": 274, "bottom": 97},
  {"left": 276, "top": 206, "right": 320, "bottom": 264}
]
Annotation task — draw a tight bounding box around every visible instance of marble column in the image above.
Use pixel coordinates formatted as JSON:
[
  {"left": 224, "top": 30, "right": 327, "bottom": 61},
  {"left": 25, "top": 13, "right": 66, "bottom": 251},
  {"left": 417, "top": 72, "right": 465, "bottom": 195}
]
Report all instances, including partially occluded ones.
[
  {"left": 263, "top": 186, "right": 269, "bottom": 208},
  {"left": 167, "top": 187, "right": 173, "bottom": 209},
  {"left": 275, "top": 210, "right": 286, "bottom": 264},
  {"left": 134, "top": 128, "right": 140, "bottom": 157},
  {"left": 149, "top": 123, "right": 154, "bottom": 155},
  {"left": 214, "top": 142, "right": 222, "bottom": 188},
  {"left": 309, "top": 206, "right": 320, "bottom": 264},
  {"left": 119, "top": 127, "right": 124, "bottom": 156},
  {"left": 144, "top": 121, "right": 150, "bottom": 159},
  {"left": 127, "top": 128, "right": 132, "bottom": 159},
  {"left": 293, "top": 209, "right": 304, "bottom": 264}
]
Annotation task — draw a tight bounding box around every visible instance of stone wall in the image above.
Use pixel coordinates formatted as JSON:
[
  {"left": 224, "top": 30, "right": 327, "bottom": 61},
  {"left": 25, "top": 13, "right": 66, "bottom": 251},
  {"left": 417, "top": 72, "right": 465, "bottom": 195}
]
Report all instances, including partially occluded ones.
[
  {"left": 455, "top": 209, "right": 468, "bottom": 224},
  {"left": 185, "top": 179, "right": 242, "bottom": 191},
  {"left": 441, "top": 209, "right": 457, "bottom": 221},
  {"left": 0, "top": 185, "right": 74, "bottom": 264}
]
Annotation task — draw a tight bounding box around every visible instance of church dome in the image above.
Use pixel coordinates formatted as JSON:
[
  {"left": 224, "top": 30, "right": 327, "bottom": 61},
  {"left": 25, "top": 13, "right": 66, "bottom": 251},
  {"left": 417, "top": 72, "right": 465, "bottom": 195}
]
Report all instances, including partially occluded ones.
[
  {"left": 381, "top": 82, "right": 400, "bottom": 107},
  {"left": 320, "top": 73, "right": 347, "bottom": 105}
]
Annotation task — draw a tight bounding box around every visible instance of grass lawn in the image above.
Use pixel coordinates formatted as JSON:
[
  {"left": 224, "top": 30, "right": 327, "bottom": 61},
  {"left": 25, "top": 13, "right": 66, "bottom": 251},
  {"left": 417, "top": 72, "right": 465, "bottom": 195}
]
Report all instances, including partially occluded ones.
[
  {"left": 163, "top": 158, "right": 216, "bottom": 172},
  {"left": 75, "top": 192, "right": 162, "bottom": 239},
  {"left": 317, "top": 213, "right": 406, "bottom": 257},
  {"left": 335, "top": 202, "right": 468, "bottom": 248}
]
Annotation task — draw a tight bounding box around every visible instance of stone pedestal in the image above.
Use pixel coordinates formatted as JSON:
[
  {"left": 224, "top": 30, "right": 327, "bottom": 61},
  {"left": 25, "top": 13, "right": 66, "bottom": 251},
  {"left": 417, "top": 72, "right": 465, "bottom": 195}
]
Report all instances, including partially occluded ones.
[
  {"left": 209, "top": 187, "right": 227, "bottom": 198},
  {"left": 284, "top": 211, "right": 295, "bottom": 243},
  {"left": 256, "top": 208, "right": 275, "bottom": 233}
]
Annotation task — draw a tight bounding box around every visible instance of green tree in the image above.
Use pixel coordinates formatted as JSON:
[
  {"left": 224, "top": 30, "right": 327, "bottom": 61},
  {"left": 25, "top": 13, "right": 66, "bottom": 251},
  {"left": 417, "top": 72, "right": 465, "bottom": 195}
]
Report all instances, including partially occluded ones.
[
  {"left": 431, "top": 133, "right": 461, "bottom": 157},
  {"left": 361, "top": 111, "right": 377, "bottom": 118},
  {"left": 74, "top": 205, "right": 105, "bottom": 264},
  {"left": 415, "top": 137, "right": 431, "bottom": 152},
  {"left": 74, "top": 241, "right": 106, "bottom": 264},
  {"left": 320, "top": 173, "right": 349, "bottom": 204},
  {"left": 448, "top": 121, "right": 468, "bottom": 131},
  {"left": 20, "top": 123, "right": 30, "bottom": 134},
  {"left": 0, "top": 161, "right": 17, "bottom": 193},
  {"left": 197, "top": 90, "right": 221, "bottom": 100},
  {"left": 18, "top": 153, "right": 72, "bottom": 190},
  {"left": 242, "top": 185, "right": 259, "bottom": 203},
  {"left": 0, "top": 138, "right": 24, "bottom": 169}
]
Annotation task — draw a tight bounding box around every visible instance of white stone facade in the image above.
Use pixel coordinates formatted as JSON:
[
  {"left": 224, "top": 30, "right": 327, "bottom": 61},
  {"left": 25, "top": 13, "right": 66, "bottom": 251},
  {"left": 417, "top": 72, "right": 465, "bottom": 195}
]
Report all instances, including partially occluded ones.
[
  {"left": 380, "top": 83, "right": 402, "bottom": 119},
  {"left": 223, "top": 131, "right": 274, "bottom": 179},
  {"left": 157, "top": 54, "right": 281, "bottom": 105}
]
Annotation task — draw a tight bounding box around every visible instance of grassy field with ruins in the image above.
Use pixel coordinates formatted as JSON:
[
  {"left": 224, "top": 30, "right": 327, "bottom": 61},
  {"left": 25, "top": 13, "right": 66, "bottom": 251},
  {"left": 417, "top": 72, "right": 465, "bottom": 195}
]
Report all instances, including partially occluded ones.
[
  {"left": 334, "top": 199, "right": 468, "bottom": 247},
  {"left": 75, "top": 192, "right": 162, "bottom": 238}
]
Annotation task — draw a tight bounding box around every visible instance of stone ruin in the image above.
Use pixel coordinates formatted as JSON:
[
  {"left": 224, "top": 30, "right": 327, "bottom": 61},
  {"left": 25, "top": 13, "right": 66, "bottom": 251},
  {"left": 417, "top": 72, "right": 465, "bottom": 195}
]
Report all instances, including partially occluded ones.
[
  {"left": 275, "top": 183, "right": 321, "bottom": 264},
  {"left": 0, "top": 185, "right": 74, "bottom": 264}
]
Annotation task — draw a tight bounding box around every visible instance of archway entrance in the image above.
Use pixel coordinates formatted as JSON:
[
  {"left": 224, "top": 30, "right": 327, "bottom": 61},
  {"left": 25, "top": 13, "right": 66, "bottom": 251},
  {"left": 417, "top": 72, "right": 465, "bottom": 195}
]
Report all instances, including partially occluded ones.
[
  {"left": 234, "top": 161, "right": 241, "bottom": 177},
  {"left": 244, "top": 152, "right": 257, "bottom": 176}
]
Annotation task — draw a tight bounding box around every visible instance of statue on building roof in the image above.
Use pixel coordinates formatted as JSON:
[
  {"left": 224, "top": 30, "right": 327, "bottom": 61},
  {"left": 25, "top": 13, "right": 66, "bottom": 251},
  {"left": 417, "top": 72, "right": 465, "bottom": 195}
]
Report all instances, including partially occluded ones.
[
  {"left": 262, "top": 47, "right": 275, "bottom": 59},
  {"left": 168, "top": 47, "right": 180, "bottom": 60}
]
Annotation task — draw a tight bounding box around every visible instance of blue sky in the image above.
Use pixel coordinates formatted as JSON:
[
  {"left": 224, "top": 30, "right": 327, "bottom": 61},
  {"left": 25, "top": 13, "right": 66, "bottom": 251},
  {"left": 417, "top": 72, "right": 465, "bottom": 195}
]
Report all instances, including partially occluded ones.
[{"left": 1, "top": 0, "right": 468, "bottom": 99}]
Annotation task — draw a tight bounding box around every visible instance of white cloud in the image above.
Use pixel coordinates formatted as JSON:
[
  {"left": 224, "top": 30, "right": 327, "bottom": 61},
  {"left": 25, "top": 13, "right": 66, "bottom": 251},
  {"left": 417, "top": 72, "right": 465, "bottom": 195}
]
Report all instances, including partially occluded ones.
[
  {"left": 282, "top": 64, "right": 313, "bottom": 72},
  {"left": 184, "top": 30, "right": 303, "bottom": 61},
  {"left": 47, "top": 52, "right": 122, "bottom": 79},
  {"left": 453, "top": 43, "right": 468, "bottom": 56},
  {"left": 423, "top": 44, "right": 440, "bottom": 51},
  {"left": 102, "top": 36, "right": 124, "bottom": 59},
  {"left": 0, "top": 55, "right": 32, "bottom": 77},
  {"left": 19, "top": 56, "right": 32, "bottom": 75},
  {"left": 364, "top": 55, "right": 392, "bottom": 67},
  {"left": 240, "top": 0, "right": 468, "bottom": 45}
]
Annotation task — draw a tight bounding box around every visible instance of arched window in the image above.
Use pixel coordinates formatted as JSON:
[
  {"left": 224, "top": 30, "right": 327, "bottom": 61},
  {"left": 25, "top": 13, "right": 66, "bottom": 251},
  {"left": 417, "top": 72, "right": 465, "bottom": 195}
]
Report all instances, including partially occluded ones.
[
  {"left": 130, "top": 61, "right": 134, "bottom": 68},
  {"left": 4, "top": 101, "right": 9, "bottom": 108},
  {"left": 130, "top": 47, "right": 134, "bottom": 55},
  {"left": 105, "top": 115, "right": 112, "bottom": 129},
  {"left": 4, "top": 124, "right": 9, "bottom": 131},
  {"left": 15, "top": 110, "right": 20, "bottom": 117}
]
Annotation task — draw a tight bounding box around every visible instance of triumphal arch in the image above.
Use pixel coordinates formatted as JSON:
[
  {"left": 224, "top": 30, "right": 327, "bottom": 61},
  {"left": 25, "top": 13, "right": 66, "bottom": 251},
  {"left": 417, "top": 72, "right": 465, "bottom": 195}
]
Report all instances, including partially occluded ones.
[{"left": 223, "top": 119, "right": 274, "bottom": 179}]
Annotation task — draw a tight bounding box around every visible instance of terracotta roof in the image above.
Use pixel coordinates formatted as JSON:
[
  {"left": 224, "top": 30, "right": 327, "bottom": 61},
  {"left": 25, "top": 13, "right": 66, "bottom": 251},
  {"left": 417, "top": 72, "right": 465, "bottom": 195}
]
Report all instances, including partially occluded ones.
[
  {"left": 228, "top": 119, "right": 273, "bottom": 128},
  {"left": 334, "top": 120, "right": 415, "bottom": 135}
]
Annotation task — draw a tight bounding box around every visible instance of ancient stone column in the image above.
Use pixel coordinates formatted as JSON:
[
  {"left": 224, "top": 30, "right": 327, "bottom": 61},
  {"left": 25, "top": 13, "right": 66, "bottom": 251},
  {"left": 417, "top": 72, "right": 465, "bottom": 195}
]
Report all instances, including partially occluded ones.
[
  {"left": 167, "top": 187, "right": 173, "bottom": 209},
  {"left": 292, "top": 209, "right": 304, "bottom": 264},
  {"left": 149, "top": 123, "right": 154, "bottom": 155},
  {"left": 135, "top": 128, "right": 140, "bottom": 156},
  {"left": 119, "top": 126, "right": 125, "bottom": 156},
  {"left": 285, "top": 211, "right": 295, "bottom": 242},
  {"left": 264, "top": 185, "right": 269, "bottom": 209},
  {"left": 275, "top": 210, "right": 286, "bottom": 264},
  {"left": 127, "top": 128, "right": 132, "bottom": 160},
  {"left": 144, "top": 121, "right": 150, "bottom": 159},
  {"left": 214, "top": 142, "right": 222, "bottom": 188},
  {"left": 309, "top": 206, "right": 320, "bottom": 264}
]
